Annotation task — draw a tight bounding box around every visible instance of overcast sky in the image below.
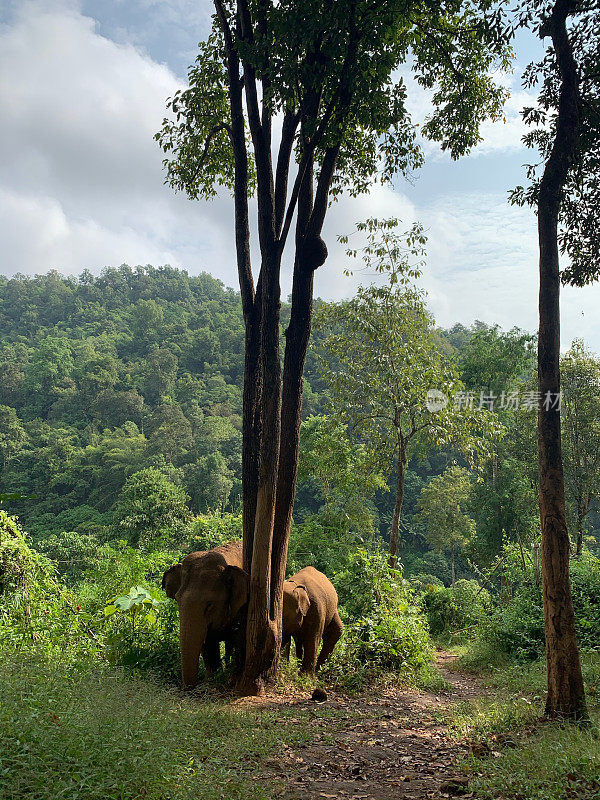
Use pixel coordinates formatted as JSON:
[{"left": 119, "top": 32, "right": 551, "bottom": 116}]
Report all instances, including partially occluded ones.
[{"left": 1, "top": 0, "right": 598, "bottom": 349}]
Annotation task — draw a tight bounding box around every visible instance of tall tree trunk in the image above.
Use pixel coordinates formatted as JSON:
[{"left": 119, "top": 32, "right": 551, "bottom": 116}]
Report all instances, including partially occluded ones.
[
  {"left": 239, "top": 246, "right": 282, "bottom": 694},
  {"left": 537, "top": 0, "right": 587, "bottom": 722},
  {"left": 269, "top": 157, "right": 316, "bottom": 663},
  {"left": 242, "top": 290, "right": 262, "bottom": 572},
  {"left": 389, "top": 436, "right": 406, "bottom": 568},
  {"left": 451, "top": 542, "right": 456, "bottom": 586}
]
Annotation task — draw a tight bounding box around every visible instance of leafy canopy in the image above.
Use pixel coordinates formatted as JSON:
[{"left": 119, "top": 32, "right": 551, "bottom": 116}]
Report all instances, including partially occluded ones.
[{"left": 156, "top": 0, "right": 512, "bottom": 205}]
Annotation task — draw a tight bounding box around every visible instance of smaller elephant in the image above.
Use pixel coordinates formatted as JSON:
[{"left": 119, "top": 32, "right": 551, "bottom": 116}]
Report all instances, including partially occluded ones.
[{"left": 282, "top": 566, "right": 343, "bottom": 674}]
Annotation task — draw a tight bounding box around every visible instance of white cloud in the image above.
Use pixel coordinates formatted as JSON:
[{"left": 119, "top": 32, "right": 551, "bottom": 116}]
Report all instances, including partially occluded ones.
[
  {"left": 417, "top": 193, "right": 600, "bottom": 352},
  {"left": 0, "top": 1, "right": 236, "bottom": 279},
  {"left": 1, "top": 2, "right": 599, "bottom": 352}
]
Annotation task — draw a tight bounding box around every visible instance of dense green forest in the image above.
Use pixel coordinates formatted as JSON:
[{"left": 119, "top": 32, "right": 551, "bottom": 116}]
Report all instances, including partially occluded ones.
[{"left": 1, "top": 265, "right": 598, "bottom": 581}]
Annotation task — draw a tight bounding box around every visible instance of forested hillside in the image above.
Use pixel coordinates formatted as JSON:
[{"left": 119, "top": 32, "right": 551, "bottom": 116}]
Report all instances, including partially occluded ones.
[
  {"left": 1, "top": 265, "right": 598, "bottom": 584},
  {"left": 0, "top": 267, "right": 246, "bottom": 534}
]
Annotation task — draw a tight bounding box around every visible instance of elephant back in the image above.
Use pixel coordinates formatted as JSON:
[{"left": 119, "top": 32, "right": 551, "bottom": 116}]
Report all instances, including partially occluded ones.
[
  {"left": 288, "top": 566, "right": 339, "bottom": 626},
  {"left": 179, "top": 539, "right": 243, "bottom": 585}
]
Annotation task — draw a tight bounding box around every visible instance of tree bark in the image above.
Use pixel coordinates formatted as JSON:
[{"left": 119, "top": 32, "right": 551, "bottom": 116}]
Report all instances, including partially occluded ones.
[
  {"left": 451, "top": 542, "right": 456, "bottom": 585},
  {"left": 537, "top": 0, "right": 587, "bottom": 722},
  {"left": 239, "top": 244, "right": 282, "bottom": 694},
  {"left": 389, "top": 435, "right": 406, "bottom": 568}
]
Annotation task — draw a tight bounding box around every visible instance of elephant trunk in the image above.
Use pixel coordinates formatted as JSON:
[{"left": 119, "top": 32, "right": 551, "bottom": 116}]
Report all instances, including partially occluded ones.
[{"left": 179, "top": 597, "right": 207, "bottom": 689}]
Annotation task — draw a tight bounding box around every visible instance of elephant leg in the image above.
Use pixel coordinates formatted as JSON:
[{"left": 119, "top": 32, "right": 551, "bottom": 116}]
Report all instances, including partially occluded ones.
[
  {"left": 293, "top": 636, "right": 303, "bottom": 667},
  {"left": 300, "top": 625, "right": 323, "bottom": 675},
  {"left": 281, "top": 636, "right": 291, "bottom": 662},
  {"left": 317, "top": 612, "right": 343, "bottom": 671},
  {"left": 202, "top": 632, "right": 222, "bottom": 674}
]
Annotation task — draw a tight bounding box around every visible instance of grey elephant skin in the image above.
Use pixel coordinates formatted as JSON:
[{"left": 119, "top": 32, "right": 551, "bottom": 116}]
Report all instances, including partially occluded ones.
[
  {"left": 282, "top": 566, "right": 343, "bottom": 674},
  {"left": 162, "top": 540, "right": 248, "bottom": 689}
]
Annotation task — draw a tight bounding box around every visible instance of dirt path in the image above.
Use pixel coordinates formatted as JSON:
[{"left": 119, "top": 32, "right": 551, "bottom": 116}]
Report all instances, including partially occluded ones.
[{"left": 254, "top": 652, "right": 482, "bottom": 800}]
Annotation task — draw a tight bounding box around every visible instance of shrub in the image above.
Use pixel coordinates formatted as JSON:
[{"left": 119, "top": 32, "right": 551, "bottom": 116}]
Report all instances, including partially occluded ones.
[
  {"left": 36, "top": 530, "right": 102, "bottom": 584},
  {"left": 422, "top": 579, "right": 491, "bottom": 636},
  {"left": 102, "top": 586, "right": 180, "bottom": 681},
  {"left": 406, "top": 549, "right": 453, "bottom": 585},
  {"left": 481, "top": 582, "right": 545, "bottom": 660},
  {"left": 472, "top": 549, "right": 600, "bottom": 661},
  {"left": 186, "top": 512, "right": 242, "bottom": 551},
  {"left": 0, "top": 511, "right": 56, "bottom": 640},
  {"left": 76, "top": 540, "right": 179, "bottom": 615},
  {"left": 570, "top": 552, "right": 600, "bottom": 648},
  {"left": 287, "top": 510, "right": 374, "bottom": 577},
  {"left": 323, "top": 548, "right": 433, "bottom": 688},
  {"left": 411, "top": 573, "right": 445, "bottom": 592}
]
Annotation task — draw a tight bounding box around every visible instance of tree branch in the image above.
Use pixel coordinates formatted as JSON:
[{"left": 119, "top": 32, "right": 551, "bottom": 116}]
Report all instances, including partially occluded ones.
[
  {"left": 278, "top": 5, "right": 359, "bottom": 250},
  {"left": 308, "top": 145, "right": 340, "bottom": 236},
  {"left": 275, "top": 109, "right": 300, "bottom": 237},
  {"left": 238, "top": 0, "right": 276, "bottom": 248},
  {"left": 189, "top": 123, "right": 232, "bottom": 183}
]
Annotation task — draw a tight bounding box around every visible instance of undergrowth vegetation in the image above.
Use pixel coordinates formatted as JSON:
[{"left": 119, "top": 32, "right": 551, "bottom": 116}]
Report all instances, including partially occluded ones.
[
  {"left": 444, "top": 651, "right": 600, "bottom": 800},
  {"left": 0, "top": 647, "right": 332, "bottom": 800}
]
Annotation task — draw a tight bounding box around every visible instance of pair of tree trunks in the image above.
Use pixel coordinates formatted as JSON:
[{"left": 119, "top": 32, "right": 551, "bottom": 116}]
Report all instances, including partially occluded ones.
[
  {"left": 536, "top": 0, "right": 587, "bottom": 723},
  {"left": 235, "top": 147, "right": 334, "bottom": 693},
  {"left": 239, "top": 253, "right": 317, "bottom": 693}
]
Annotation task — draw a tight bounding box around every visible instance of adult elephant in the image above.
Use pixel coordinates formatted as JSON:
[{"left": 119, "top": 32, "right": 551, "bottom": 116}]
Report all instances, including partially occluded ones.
[
  {"left": 282, "top": 566, "right": 343, "bottom": 674},
  {"left": 162, "top": 541, "right": 248, "bottom": 689}
]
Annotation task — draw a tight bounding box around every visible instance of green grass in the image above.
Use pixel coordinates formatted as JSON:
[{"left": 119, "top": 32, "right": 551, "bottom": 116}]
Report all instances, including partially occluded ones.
[
  {"left": 0, "top": 646, "right": 342, "bottom": 800},
  {"left": 445, "top": 648, "right": 600, "bottom": 800},
  {"left": 466, "top": 720, "right": 600, "bottom": 800}
]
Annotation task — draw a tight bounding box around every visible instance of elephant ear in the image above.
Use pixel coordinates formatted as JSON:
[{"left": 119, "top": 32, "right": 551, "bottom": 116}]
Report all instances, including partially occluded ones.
[
  {"left": 224, "top": 565, "right": 249, "bottom": 616},
  {"left": 162, "top": 563, "right": 182, "bottom": 599},
  {"left": 294, "top": 585, "right": 310, "bottom": 617}
]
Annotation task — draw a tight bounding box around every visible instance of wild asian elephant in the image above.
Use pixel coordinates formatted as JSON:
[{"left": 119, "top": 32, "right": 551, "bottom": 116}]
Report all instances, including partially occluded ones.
[
  {"left": 282, "top": 566, "right": 343, "bottom": 674},
  {"left": 162, "top": 540, "right": 248, "bottom": 689}
]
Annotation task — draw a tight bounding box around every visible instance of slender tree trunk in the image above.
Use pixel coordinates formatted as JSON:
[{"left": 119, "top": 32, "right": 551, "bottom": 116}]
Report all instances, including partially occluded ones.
[
  {"left": 389, "top": 436, "right": 406, "bottom": 568},
  {"left": 537, "top": 0, "right": 587, "bottom": 722},
  {"left": 575, "top": 497, "right": 588, "bottom": 557},
  {"left": 451, "top": 543, "right": 456, "bottom": 585},
  {"left": 242, "top": 291, "right": 262, "bottom": 572}
]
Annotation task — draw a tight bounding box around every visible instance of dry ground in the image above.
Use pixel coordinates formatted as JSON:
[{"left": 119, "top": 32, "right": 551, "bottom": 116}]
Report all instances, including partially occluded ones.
[{"left": 237, "top": 652, "right": 483, "bottom": 800}]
